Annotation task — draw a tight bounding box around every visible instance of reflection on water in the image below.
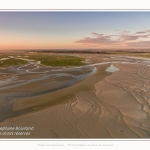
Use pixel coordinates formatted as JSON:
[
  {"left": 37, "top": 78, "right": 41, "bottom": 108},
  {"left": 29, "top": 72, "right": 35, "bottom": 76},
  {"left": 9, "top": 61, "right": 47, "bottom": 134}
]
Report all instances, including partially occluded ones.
[{"left": 105, "top": 64, "right": 120, "bottom": 72}]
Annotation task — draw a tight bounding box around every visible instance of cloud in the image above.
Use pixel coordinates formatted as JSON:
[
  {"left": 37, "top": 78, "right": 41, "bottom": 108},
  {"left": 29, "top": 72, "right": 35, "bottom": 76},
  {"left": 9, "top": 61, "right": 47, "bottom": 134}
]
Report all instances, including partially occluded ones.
[
  {"left": 125, "top": 41, "right": 150, "bottom": 47},
  {"left": 75, "top": 33, "right": 114, "bottom": 46},
  {"left": 118, "top": 30, "right": 150, "bottom": 41},
  {"left": 75, "top": 29, "right": 150, "bottom": 47},
  {"left": 120, "top": 34, "right": 150, "bottom": 42},
  {"left": 136, "top": 31, "right": 146, "bottom": 34},
  {"left": 135, "top": 29, "right": 150, "bottom": 34}
]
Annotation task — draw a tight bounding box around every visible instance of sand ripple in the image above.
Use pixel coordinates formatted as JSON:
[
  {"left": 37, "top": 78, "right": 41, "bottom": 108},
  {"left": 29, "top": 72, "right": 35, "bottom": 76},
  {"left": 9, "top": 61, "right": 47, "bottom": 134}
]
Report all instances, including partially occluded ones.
[{"left": 0, "top": 56, "right": 150, "bottom": 138}]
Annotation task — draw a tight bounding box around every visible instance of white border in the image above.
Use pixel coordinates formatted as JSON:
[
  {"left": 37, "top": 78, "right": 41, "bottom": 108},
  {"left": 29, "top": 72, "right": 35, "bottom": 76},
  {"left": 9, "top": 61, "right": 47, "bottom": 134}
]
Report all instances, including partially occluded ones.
[
  {"left": 0, "top": 139, "right": 150, "bottom": 150},
  {"left": 0, "top": 0, "right": 150, "bottom": 149},
  {"left": 0, "top": 0, "right": 150, "bottom": 10}
]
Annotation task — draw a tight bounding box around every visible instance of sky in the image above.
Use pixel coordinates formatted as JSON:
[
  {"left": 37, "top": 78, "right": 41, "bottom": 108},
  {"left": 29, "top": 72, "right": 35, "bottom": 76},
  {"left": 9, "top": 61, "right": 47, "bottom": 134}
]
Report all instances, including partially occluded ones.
[{"left": 0, "top": 11, "right": 150, "bottom": 50}]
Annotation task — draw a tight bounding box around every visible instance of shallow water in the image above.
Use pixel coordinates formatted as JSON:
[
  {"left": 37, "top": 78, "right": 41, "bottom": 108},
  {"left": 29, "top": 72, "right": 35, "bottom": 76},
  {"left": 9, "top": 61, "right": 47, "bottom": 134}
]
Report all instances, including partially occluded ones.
[
  {"left": 1, "top": 55, "right": 150, "bottom": 138},
  {"left": 105, "top": 64, "right": 120, "bottom": 72},
  {"left": 0, "top": 59, "right": 96, "bottom": 100},
  {"left": 0, "top": 58, "right": 96, "bottom": 122}
]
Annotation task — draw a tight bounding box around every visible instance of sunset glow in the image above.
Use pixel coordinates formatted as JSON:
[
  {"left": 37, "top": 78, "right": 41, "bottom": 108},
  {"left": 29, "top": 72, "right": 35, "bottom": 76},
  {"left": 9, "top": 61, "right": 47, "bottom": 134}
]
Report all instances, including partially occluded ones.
[{"left": 0, "top": 11, "right": 150, "bottom": 50}]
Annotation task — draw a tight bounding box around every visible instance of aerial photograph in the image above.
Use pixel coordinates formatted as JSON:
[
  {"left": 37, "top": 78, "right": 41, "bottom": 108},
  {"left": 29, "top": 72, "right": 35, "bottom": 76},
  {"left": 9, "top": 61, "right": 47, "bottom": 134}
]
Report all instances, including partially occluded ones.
[{"left": 0, "top": 11, "right": 150, "bottom": 138}]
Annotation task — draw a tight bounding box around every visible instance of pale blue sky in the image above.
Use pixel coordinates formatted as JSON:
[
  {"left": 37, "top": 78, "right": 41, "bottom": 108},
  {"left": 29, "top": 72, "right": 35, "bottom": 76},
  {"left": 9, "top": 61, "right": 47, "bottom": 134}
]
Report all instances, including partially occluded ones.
[{"left": 0, "top": 11, "right": 150, "bottom": 49}]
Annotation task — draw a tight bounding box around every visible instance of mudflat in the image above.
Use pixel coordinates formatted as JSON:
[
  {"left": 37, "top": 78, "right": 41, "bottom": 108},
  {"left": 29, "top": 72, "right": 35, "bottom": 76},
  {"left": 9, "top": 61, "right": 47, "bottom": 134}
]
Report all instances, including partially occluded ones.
[{"left": 0, "top": 54, "right": 150, "bottom": 138}]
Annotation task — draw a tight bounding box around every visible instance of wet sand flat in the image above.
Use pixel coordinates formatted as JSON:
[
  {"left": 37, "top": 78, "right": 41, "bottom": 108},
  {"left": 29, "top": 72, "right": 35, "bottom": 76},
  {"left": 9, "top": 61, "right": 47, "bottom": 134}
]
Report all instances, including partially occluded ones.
[{"left": 0, "top": 54, "right": 150, "bottom": 138}]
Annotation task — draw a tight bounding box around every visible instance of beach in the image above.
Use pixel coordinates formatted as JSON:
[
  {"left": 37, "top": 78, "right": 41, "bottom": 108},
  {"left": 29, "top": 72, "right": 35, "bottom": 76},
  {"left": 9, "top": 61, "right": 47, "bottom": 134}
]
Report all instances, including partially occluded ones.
[{"left": 0, "top": 54, "right": 150, "bottom": 138}]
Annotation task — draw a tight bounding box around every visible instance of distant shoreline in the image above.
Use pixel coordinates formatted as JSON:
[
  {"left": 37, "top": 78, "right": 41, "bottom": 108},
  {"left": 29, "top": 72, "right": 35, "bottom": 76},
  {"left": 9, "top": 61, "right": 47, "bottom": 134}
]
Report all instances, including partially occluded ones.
[{"left": 1, "top": 49, "right": 150, "bottom": 53}]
